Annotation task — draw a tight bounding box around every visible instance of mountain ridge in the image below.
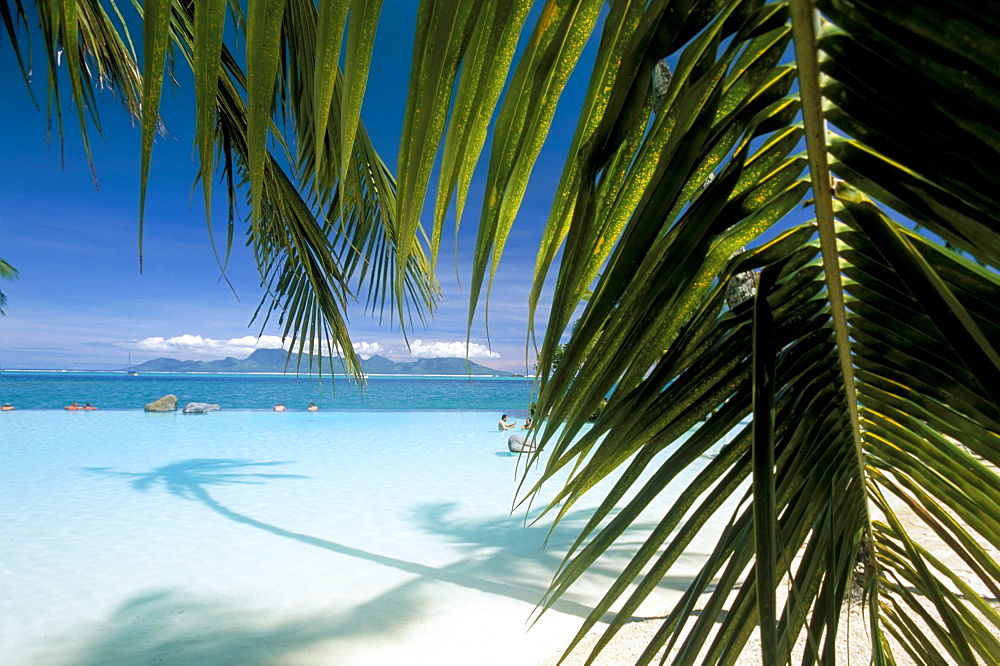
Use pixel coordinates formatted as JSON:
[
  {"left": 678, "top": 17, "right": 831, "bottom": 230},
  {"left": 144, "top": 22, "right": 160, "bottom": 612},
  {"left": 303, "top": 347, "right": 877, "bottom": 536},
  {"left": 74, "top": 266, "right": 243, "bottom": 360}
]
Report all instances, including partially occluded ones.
[{"left": 131, "top": 348, "right": 513, "bottom": 376}]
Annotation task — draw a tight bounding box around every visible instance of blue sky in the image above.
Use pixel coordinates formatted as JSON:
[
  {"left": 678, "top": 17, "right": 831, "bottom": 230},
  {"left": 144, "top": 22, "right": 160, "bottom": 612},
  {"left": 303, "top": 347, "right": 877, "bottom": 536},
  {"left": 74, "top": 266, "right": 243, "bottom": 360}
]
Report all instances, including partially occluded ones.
[{"left": 0, "top": 5, "right": 600, "bottom": 373}]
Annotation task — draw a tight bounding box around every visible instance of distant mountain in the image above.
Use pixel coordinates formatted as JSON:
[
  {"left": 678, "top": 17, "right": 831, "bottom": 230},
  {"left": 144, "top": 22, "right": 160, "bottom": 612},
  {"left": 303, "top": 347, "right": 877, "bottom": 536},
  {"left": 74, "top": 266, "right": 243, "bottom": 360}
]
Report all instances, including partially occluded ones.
[{"left": 131, "top": 349, "right": 512, "bottom": 376}]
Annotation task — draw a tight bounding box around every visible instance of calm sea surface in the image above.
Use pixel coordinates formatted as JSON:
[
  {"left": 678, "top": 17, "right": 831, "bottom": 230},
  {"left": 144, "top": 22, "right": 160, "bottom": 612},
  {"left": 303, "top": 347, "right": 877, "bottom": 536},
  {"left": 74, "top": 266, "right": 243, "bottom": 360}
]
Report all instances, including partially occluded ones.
[
  {"left": 0, "top": 371, "right": 562, "bottom": 665},
  {"left": 0, "top": 371, "right": 537, "bottom": 412},
  {"left": 0, "top": 372, "right": 737, "bottom": 664}
]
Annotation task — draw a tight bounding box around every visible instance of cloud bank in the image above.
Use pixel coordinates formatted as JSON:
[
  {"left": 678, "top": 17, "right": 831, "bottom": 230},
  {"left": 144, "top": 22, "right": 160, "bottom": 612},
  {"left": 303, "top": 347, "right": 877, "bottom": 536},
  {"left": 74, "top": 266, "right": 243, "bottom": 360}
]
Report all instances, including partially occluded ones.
[
  {"left": 120, "top": 335, "right": 499, "bottom": 361},
  {"left": 351, "top": 341, "right": 384, "bottom": 358},
  {"left": 123, "top": 334, "right": 288, "bottom": 360},
  {"left": 409, "top": 340, "right": 501, "bottom": 359}
]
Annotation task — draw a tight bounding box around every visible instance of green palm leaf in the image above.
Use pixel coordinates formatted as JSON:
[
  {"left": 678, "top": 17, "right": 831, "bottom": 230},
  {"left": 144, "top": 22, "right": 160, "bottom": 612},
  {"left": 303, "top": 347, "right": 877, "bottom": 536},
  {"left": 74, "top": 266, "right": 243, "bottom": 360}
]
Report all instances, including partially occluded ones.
[
  {"left": 192, "top": 0, "right": 227, "bottom": 230},
  {"left": 16, "top": 0, "right": 439, "bottom": 378},
  {"left": 0, "top": 257, "right": 19, "bottom": 316},
  {"left": 517, "top": 0, "right": 1000, "bottom": 663},
  {"left": 12, "top": 0, "right": 1000, "bottom": 662}
]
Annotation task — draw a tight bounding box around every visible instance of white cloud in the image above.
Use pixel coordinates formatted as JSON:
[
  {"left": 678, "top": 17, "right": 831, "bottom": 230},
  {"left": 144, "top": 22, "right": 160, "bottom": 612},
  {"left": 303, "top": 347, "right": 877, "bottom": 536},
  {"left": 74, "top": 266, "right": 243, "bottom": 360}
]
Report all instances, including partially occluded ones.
[
  {"left": 120, "top": 335, "right": 498, "bottom": 362},
  {"left": 352, "top": 341, "right": 383, "bottom": 358},
  {"left": 121, "top": 334, "right": 290, "bottom": 360},
  {"left": 408, "top": 339, "right": 501, "bottom": 359}
]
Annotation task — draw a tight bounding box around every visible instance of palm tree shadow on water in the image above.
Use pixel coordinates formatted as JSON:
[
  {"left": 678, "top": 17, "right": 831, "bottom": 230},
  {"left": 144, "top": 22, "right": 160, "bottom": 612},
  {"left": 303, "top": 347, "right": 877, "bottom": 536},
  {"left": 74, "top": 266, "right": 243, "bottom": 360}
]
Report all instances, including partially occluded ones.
[
  {"left": 47, "top": 586, "right": 429, "bottom": 666},
  {"left": 69, "top": 458, "right": 704, "bottom": 663}
]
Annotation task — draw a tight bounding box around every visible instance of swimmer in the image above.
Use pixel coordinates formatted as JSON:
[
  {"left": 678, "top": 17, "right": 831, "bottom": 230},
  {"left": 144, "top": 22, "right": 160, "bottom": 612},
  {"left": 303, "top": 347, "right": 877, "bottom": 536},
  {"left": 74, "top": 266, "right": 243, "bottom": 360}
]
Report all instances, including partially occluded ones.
[
  {"left": 307, "top": 403, "right": 318, "bottom": 412},
  {"left": 1, "top": 403, "right": 14, "bottom": 411},
  {"left": 498, "top": 414, "right": 516, "bottom": 431},
  {"left": 273, "top": 403, "right": 286, "bottom": 412},
  {"left": 84, "top": 403, "right": 98, "bottom": 411},
  {"left": 65, "top": 402, "right": 82, "bottom": 411}
]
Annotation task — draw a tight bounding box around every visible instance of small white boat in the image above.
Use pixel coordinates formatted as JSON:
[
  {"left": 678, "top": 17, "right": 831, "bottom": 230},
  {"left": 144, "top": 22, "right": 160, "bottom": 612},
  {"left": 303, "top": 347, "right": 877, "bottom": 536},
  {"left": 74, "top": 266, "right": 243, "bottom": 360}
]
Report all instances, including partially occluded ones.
[{"left": 126, "top": 353, "right": 139, "bottom": 376}]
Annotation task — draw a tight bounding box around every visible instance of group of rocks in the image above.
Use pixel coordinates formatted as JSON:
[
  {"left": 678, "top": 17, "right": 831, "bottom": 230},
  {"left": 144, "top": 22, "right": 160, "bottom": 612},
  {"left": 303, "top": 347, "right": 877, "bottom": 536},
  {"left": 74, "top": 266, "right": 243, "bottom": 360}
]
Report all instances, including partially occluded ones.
[{"left": 144, "top": 394, "right": 220, "bottom": 414}]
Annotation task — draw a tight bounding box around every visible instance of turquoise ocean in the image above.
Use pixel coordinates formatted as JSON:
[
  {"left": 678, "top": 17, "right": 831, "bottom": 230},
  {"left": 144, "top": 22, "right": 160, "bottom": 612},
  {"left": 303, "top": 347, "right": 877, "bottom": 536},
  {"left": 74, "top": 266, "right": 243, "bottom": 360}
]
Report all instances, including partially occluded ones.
[
  {"left": 0, "top": 371, "right": 537, "bottom": 413},
  {"left": 0, "top": 372, "right": 735, "bottom": 664}
]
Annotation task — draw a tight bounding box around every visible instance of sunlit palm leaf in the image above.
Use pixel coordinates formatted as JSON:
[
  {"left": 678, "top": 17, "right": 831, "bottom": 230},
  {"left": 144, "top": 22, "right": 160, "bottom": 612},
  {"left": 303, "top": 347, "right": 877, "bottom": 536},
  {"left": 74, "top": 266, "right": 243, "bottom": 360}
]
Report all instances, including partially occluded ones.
[
  {"left": 22, "top": 0, "right": 438, "bottom": 378},
  {"left": 311, "top": 0, "right": 348, "bottom": 173},
  {"left": 433, "top": 0, "right": 530, "bottom": 268},
  {"left": 273, "top": 0, "right": 440, "bottom": 343},
  {"left": 520, "top": 0, "right": 1000, "bottom": 664},
  {"left": 395, "top": 0, "right": 478, "bottom": 300},
  {"left": 532, "top": 0, "right": 804, "bottom": 460},
  {"left": 466, "top": 0, "right": 604, "bottom": 336},
  {"left": 136, "top": 0, "right": 174, "bottom": 267},
  {"left": 14, "top": 0, "right": 1000, "bottom": 663},
  {"left": 197, "top": 20, "right": 437, "bottom": 376},
  {"left": 192, "top": 0, "right": 227, "bottom": 230},
  {"left": 244, "top": 0, "right": 285, "bottom": 236},
  {"left": 339, "top": 0, "right": 381, "bottom": 203}
]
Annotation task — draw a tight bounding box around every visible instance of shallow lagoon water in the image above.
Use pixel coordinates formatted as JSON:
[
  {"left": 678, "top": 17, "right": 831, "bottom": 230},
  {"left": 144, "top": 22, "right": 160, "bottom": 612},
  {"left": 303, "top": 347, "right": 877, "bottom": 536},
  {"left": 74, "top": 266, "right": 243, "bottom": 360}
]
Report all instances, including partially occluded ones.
[{"left": 1, "top": 406, "right": 733, "bottom": 664}]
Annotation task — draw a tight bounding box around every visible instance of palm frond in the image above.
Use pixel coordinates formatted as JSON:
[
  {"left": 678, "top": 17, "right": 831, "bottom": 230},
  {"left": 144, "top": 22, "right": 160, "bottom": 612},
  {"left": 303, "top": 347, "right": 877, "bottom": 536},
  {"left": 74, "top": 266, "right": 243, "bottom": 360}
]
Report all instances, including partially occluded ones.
[
  {"left": 19, "top": 0, "right": 440, "bottom": 378},
  {"left": 12, "top": 1, "right": 1000, "bottom": 662},
  {"left": 519, "top": 0, "right": 1000, "bottom": 663}
]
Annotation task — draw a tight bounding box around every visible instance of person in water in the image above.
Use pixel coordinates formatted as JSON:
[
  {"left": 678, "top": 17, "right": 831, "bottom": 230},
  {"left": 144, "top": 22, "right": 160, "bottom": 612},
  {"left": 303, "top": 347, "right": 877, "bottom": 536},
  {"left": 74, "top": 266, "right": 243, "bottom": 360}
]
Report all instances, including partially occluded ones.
[
  {"left": 65, "top": 402, "right": 82, "bottom": 411},
  {"left": 273, "top": 403, "right": 286, "bottom": 412},
  {"left": 1, "top": 403, "right": 14, "bottom": 411},
  {"left": 307, "top": 403, "right": 318, "bottom": 412},
  {"left": 83, "top": 403, "right": 98, "bottom": 410},
  {"left": 522, "top": 417, "right": 532, "bottom": 430},
  {"left": 498, "top": 414, "right": 516, "bottom": 430}
]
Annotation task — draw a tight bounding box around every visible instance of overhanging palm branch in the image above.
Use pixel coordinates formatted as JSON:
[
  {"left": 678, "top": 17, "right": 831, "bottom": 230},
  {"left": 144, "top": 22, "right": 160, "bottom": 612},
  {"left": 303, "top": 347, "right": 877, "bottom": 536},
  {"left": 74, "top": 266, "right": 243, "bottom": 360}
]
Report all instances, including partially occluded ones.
[
  {"left": 7, "top": 0, "right": 1000, "bottom": 662},
  {"left": 5, "top": 0, "right": 440, "bottom": 377},
  {"left": 516, "top": 1, "right": 1000, "bottom": 663},
  {"left": 165, "top": 0, "right": 441, "bottom": 373}
]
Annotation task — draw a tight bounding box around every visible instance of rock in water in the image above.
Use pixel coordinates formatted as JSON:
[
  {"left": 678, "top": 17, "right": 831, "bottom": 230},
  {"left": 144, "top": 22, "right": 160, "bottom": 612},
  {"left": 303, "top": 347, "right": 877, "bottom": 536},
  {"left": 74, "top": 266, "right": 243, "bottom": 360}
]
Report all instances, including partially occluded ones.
[
  {"left": 182, "top": 402, "right": 220, "bottom": 414},
  {"left": 507, "top": 434, "right": 537, "bottom": 453},
  {"left": 145, "top": 394, "right": 178, "bottom": 412}
]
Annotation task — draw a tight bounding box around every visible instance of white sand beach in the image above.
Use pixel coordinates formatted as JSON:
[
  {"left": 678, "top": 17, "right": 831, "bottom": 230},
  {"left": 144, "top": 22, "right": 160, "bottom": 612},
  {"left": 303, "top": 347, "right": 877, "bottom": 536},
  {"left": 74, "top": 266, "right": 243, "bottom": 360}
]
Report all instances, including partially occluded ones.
[{"left": 542, "top": 500, "right": 1000, "bottom": 665}]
